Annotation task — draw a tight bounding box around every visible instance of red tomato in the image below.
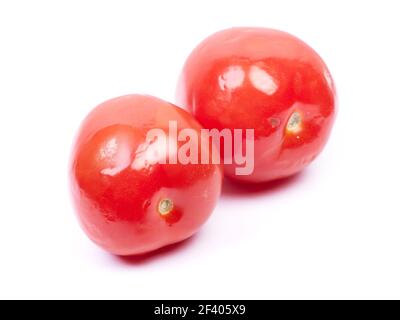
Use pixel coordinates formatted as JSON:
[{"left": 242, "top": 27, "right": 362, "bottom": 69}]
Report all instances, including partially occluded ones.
[
  {"left": 177, "top": 27, "right": 337, "bottom": 183},
  {"left": 70, "top": 95, "right": 222, "bottom": 255}
]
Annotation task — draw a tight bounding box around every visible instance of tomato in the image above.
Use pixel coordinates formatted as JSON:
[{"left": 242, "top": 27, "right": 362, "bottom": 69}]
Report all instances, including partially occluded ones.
[
  {"left": 70, "top": 95, "right": 222, "bottom": 255},
  {"left": 177, "top": 27, "right": 337, "bottom": 183}
]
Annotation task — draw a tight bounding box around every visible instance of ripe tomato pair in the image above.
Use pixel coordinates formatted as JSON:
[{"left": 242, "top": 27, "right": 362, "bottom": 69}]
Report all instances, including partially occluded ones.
[{"left": 70, "top": 28, "right": 336, "bottom": 255}]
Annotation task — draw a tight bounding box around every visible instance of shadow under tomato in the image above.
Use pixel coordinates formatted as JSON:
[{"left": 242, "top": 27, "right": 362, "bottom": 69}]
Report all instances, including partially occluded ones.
[
  {"left": 113, "top": 235, "right": 197, "bottom": 266},
  {"left": 221, "top": 170, "right": 308, "bottom": 198}
]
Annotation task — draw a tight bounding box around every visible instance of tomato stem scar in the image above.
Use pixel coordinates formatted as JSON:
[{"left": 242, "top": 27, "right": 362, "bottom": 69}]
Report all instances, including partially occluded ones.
[
  {"left": 286, "top": 111, "right": 302, "bottom": 134},
  {"left": 158, "top": 198, "right": 174, "bottom": 216}
]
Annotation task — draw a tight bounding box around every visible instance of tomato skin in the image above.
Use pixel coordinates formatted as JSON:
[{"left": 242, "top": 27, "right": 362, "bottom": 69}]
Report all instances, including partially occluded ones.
[
  {"left": 70, "top": 95, "right": 222, "bottom": 255},
  {"left": 177, "top": 27, "right": 337, "bottom": 183}
]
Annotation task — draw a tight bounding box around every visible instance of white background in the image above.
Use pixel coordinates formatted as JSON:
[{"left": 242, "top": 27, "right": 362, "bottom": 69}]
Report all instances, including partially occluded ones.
[{"left": 1, "top": 0, "right": 399, "bottom": 299}]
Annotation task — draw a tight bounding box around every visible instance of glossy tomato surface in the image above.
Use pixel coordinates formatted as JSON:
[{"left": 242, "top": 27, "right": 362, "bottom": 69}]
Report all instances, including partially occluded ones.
[
  {"left": 70, "top": 95, "right": 222, "bottom": 255},
  {"left": 177, "top": 27, "right": 337, "bottom": 183}
]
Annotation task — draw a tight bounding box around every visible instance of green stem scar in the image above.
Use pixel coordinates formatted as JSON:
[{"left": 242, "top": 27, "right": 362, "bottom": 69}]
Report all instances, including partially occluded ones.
[
  {"left": 286, "top": 111, "right": 302, "bottom": 134},
  {"left": 158, "top": 198, "right": 174, "bottom": 216}
]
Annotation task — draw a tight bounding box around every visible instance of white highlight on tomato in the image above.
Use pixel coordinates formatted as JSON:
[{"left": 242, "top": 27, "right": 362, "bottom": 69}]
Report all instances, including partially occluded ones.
[
  {"left": 100, "top": 138, "right": 132, "bottom": 176},
  {"left": 249, "top": 65, "right": 278, "bottom": 95},
  {"left": 218, "top": 66, "right": 245, "bottom": 90}
]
